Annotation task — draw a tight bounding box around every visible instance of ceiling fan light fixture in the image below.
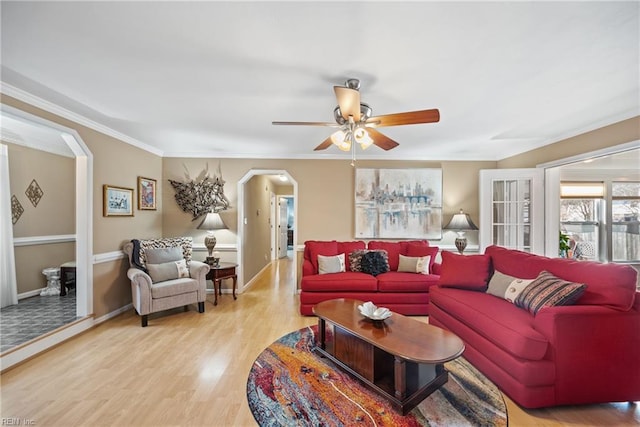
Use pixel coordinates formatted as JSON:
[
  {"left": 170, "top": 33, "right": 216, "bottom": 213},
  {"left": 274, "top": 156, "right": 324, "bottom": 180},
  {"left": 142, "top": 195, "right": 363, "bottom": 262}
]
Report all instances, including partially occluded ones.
[
  {"left": 353, "top": 126, "right": 373, "bottom": 150},
  {"left": 331, "top": 129, "right": 352, "bottom": 151}
]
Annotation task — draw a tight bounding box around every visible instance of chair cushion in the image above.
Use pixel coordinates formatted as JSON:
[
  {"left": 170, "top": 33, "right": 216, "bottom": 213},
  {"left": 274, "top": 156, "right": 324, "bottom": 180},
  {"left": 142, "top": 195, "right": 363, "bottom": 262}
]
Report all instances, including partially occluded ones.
[{"left": 151, "top": 277, "right": 199, "bottom": 298}]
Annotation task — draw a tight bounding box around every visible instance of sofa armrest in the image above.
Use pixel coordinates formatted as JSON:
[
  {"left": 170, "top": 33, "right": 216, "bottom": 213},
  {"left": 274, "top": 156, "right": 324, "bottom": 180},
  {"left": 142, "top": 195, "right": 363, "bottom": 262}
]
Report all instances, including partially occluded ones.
[
  {"left": 533, "top": 305, "right": 640, "bottom": 402},
  {"left": 302, "top": 259, "right": 315, "bottom": 276},
  {"left": 127, "top": 267, "right": 152, "bottom": 290}
]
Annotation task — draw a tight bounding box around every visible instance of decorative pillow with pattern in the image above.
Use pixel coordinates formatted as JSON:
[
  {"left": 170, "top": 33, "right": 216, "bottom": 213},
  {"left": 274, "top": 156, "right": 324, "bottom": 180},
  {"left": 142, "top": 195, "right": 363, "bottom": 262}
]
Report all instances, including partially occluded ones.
[
  {"left": 349, "top": 249, "right": 368, "bottom": 272},
  {"left": 132, "top": 237, "right": 193, "bottom": 272},
  {"left": 514, "top": 270, "right": 587, "bottom": 315},
  {"left": 360, "top": 250, "right": 390, "bottom": 277}
]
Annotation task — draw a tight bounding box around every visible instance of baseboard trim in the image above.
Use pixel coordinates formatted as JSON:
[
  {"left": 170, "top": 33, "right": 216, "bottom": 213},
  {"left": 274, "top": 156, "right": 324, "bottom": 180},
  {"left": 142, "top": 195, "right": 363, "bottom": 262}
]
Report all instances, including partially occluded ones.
[{"left": 94, "top": 303, "right": 133, "bottom": 325}]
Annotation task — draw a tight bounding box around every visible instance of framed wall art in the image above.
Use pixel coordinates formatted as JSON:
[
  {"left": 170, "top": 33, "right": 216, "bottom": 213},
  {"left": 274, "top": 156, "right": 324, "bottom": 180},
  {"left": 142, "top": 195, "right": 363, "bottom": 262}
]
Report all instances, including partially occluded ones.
[
  {"left": 355, "top": 168, "right": 443, "bottom": 239},
  {"left": 138, "top": 176, "right": 157, "bottom": 210},
  {"left": 103, "top": 184, "right": 134, "bottom": 217}
]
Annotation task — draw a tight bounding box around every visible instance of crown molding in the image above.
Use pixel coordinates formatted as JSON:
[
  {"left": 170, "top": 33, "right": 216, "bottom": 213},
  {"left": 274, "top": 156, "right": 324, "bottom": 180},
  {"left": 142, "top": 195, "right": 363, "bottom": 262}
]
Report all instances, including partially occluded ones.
[{"left": 0, "top": 82, "right": 164, "bottom": 157}]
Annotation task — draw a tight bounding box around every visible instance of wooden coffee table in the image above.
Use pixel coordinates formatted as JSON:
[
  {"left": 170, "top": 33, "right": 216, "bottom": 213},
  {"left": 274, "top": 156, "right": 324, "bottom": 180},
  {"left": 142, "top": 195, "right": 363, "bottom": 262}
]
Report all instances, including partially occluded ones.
[{"left": 313, "top": 298, "right": 465, "bottom": 415}]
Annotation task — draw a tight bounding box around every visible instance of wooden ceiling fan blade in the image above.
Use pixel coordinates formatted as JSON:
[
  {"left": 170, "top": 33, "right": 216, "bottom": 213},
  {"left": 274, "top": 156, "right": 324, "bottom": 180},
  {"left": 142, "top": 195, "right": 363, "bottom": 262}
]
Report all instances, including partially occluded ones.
[
  {"left": 314, "top": 136, "right": 333, "bottom": 151},
  {"left": 367, "top": 128, "right": 399, "bottom": 151},
  {"left": 366, "top": 109, "right": 440, "bottom": 127},
  {"left": 272, "top": 121, "right": 339, "bottom": 127},
  {"left": 334, "top": 86, "right": 361, "bottom": 121}
]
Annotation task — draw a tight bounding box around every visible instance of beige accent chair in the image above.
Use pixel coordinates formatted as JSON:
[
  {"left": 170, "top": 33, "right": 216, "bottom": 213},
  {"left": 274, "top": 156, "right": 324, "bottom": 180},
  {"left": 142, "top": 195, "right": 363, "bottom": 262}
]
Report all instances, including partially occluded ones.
[{"left": 123, "top": 238, "right": 210, "bottom": 327}]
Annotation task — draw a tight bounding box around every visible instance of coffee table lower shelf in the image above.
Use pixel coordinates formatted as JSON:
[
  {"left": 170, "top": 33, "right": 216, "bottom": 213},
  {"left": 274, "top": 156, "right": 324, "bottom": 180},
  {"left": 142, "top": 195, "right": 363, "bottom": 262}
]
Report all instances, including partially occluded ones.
[{"left": 314, "top": 323, "right": 449, "bottom": 415}]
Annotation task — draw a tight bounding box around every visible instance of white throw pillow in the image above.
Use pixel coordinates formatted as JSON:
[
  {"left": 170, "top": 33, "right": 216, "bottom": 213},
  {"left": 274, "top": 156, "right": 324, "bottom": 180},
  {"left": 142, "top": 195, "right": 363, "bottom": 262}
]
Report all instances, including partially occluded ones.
[
  {"left": 318, "top": 253, "right": 346, "bottom": 274},
  {"left": 503, "top": 277, "right": 535, "bottom": 303},
  {"left": 487, "top": 270, "right": 534, "bottom": 304},
  {"left": 397, "top": 254, "right": 431, "bottom": 274}
]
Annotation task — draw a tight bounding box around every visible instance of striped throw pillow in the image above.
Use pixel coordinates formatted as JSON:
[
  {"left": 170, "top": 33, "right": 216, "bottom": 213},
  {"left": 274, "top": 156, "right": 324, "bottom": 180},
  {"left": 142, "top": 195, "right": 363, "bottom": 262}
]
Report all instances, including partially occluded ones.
[{"left": 515, "top": 271, "right": 587, "bottom": 315}]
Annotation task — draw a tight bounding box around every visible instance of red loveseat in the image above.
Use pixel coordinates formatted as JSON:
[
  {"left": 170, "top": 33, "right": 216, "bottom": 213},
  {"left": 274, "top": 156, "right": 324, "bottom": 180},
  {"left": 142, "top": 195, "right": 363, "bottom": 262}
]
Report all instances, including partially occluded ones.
[
  {"left": 299, "top": 240, "right": 440, "bottom": 316},
  {"left": 429, "top": 245, "right": 640, "bottom": 408}
]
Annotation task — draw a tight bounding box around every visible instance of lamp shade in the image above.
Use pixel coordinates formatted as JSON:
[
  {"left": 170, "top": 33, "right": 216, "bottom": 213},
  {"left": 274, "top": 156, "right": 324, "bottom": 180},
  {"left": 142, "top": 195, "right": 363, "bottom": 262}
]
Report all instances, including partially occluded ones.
[
  {"left": 444, "top": 210, "right": 478, "bottom": 231},
  {"left": 197, "top": 212, "right": 228, "bottom": 231}
]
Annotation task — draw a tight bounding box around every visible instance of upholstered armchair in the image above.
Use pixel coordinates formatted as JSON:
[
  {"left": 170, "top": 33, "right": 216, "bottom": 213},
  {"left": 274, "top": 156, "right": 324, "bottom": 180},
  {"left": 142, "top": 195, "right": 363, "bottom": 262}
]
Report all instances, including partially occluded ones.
[{"left": 123, "top": 237, "right": 210, "bottom": 327}]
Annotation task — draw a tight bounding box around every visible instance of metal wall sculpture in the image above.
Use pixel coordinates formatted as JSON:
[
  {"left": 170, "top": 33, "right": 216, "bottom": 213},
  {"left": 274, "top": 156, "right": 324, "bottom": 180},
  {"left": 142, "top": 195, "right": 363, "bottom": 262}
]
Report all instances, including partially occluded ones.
[{"left": 168, "top": 163, "right": 230, "bottom": 220}]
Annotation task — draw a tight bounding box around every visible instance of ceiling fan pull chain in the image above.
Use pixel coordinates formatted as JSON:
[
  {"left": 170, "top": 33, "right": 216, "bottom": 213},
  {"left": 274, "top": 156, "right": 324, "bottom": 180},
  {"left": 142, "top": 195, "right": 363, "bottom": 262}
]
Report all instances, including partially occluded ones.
[{"left": 351, "top": 140, "right": 356, "bottom": 167}]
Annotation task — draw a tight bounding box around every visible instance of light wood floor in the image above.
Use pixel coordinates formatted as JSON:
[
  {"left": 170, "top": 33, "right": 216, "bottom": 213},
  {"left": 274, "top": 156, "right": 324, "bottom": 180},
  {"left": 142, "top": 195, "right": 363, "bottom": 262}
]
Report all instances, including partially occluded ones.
[{"left": 1, "top": 257, "right": 638, "bottom": 426}]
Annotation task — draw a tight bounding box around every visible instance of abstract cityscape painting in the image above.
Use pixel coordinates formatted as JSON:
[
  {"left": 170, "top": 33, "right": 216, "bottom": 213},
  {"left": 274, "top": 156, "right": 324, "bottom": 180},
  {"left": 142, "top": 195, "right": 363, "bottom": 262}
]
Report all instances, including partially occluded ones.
[{"left": 355, "top": 168, "right": 443, "bottom": 239}]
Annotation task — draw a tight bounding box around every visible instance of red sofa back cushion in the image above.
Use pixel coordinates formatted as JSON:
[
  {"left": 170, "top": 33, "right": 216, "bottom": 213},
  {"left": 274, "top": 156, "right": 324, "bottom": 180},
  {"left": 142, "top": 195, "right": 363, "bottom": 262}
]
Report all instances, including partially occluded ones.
[
  {"left": 304, "top": 240, "right": 338, "bottom": 274},
  {"left": 338, "top": 241, "right": 367, "bottom": 271},
  {"left": 405, "top": 244, "right": 439, "bottom": 273},
  {"left": 439, "top": 251, "right": 492, "bottom": 290},
  {"left": 486, "top": 245, "right": 638, "bottom": 311}
]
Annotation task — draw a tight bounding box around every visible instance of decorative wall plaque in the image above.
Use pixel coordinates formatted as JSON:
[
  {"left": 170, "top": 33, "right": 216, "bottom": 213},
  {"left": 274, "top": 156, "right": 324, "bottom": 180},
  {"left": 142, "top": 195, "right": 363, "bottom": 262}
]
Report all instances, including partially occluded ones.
[
  {"left": 11, "top": 195, "right": 24, "bottom": 224},
  {"left": 25, "top": 179, "right": 43, "bottom": 207},
  {"left": 168, "top": 164, "right": 230, "bottom": 220}
]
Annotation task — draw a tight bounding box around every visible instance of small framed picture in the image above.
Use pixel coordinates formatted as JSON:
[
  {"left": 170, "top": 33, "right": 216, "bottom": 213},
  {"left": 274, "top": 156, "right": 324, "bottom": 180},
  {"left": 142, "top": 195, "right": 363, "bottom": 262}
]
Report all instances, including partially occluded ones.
[
  {"left": 138, "top": 176, "right": 157, "bottom": 210},
  {"left": 103, "top": 185, "right": 134, "bottom": 217}
]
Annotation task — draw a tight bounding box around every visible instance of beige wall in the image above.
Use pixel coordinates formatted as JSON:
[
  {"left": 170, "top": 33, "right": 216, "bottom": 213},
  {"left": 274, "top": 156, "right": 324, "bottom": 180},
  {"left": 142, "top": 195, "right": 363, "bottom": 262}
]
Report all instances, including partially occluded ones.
[
  {"left": 6, "top": 143, "right": 76, "bottom": 294},
  {"left": 3, "top": 95, "right": 163, "bottom": 318},
  {"left": 498, "top": 116, "right": 640, "bottom": 168},
  {"left": 162, "top": 158, "right": 496, "bottom": 285}
]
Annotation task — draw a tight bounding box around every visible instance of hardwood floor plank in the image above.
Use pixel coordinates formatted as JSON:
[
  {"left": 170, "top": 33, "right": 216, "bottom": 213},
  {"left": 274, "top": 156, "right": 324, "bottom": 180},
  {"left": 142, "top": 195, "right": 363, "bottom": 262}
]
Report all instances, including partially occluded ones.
[{"left": 1, "top": 256, "right": 638, "bottom": 426}]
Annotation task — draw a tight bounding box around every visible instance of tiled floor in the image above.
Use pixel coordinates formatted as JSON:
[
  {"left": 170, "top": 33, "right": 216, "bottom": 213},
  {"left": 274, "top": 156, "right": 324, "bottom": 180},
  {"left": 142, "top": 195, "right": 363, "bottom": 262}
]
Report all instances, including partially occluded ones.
[{"left": 0, "top": 290, "right": 79, "bottom": 353}]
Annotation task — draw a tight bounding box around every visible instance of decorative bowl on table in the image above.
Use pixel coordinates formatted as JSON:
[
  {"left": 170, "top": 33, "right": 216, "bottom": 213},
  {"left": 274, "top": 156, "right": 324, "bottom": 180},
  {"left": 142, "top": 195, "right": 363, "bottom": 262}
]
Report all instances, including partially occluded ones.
[{"left": 357, "top": 301, "right": 392, "bottom": 321}]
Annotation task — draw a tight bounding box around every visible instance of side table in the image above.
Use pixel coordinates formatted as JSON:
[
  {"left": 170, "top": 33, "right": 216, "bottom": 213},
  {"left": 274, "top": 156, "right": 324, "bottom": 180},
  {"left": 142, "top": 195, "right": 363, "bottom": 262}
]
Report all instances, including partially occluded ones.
[{"left": 206, "top": 262, "right": 238, "bottom": 306}]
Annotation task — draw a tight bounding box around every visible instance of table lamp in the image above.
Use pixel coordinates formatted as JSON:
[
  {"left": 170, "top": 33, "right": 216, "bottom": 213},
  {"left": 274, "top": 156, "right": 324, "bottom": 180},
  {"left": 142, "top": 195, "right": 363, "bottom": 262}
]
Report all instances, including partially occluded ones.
[
  {"left": 444, "top": 209, "right": 479, "bottom": 254},
  {"left": 197, "top": 212, "right": 228, "bottom": 264}
]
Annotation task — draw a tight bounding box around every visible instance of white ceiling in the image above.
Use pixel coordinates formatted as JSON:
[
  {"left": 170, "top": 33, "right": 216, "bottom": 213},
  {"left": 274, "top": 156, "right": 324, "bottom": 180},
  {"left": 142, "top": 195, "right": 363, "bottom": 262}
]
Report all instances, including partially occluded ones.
[{"left": 1, "top": 1, "right": 638, "bottom": 161}]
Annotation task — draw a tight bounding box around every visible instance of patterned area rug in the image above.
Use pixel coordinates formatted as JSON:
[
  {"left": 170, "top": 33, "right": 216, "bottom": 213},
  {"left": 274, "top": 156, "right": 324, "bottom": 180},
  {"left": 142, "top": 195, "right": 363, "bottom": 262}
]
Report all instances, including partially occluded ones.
[{"left": 247, "top": 325, "right": 507, "bottom": 426}]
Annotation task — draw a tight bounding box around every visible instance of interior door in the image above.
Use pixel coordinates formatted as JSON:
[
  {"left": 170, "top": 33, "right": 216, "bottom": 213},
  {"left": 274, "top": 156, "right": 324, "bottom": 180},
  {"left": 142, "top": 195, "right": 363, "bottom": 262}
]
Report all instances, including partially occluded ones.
[
  {"left": 479, "top": 168, "right": 544, "bottom": 254},
  {"left": 278, "top": 198, "right": 288, "bottom": 258}
]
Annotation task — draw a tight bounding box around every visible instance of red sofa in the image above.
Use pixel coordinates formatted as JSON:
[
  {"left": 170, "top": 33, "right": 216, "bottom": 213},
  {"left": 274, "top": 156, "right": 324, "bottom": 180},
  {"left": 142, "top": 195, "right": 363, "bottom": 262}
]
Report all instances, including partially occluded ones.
[
  {"left": 429, "top": 245, "right": 640, "bottom": 408},
  {"left": 299, "top": 240, "right": 440, "bottom": 316}
]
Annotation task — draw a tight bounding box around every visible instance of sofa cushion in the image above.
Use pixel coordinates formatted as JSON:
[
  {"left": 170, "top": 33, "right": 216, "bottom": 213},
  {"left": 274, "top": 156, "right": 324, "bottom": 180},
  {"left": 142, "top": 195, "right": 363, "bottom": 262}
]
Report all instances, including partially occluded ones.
[
  {"left": 515, "top": 271, "right": 587, "bottom": 315},
  {"left": 318, "top": 253, "right": 346, "bottom": 274},
  {"left": 405, "top": 244, "right": 439, "bottom": 272},
  {"left": 486, "top": 245, "right": 637, "bottom": 311},
  {"left": 301, "top": 272, "right": 378, "bottom": 292},
  {"left": 377, "top": 271, "right": 440, "bottom": 292},
  {"left": 338, "top": 241, "right": 366, "bottom": 271},
  {"left": 430, "top": 286, "right": 549, "bottom": 360},
  {"left": 360, "top": 250, "right": 390, "bottom": 276},
  {"left": 151, "top": 277, "right": 198, "bottom": 298},
  {"left": 439, "top": 252, "right": 491, "bottom": 290},
  {"left": 367, "top": 241, "right": 403, "bottom": 271},
  {"left": 398, "top": 254, "right": 431, "bottom": 274},
  {"left": 306, "top": 240, "right": 339, "bottom": 274}
]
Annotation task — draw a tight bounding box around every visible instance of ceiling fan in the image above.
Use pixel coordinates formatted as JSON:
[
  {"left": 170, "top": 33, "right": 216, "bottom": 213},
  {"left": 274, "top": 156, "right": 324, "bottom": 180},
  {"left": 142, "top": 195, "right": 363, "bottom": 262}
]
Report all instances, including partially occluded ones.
[{"left": 272, "top": 78, "right": 440, "bottom": 155}]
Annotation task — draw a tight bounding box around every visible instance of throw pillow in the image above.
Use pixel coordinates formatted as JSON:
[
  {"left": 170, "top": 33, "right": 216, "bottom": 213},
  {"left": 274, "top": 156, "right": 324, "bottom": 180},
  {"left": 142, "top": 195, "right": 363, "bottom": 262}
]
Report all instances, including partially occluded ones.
[
  {"left": 147, "top": 259, "right": 191, "bottom": 283},
  {"left": 349, "top": 249, "right": 368, "bottom": 272},
  {"left": 405, "top": 244, "right": 439, "bottom": 272},
  {"left": 514, "top": 271, "right": 587, "bottom": 315},
  {"left": 439, "top": 251, "right": 491, "bottom": 290},
  {"left": 145, "top": 246, "right": 183, "bottom": 264},
  {"left": 397, "top": 254, "right": 431, "bottom": 274},
  {"left": 360, "top": 250, "right": 390, "bottom": 277},
  {"left": 317, "top": 253, "right": 346, "bottom": 274}
]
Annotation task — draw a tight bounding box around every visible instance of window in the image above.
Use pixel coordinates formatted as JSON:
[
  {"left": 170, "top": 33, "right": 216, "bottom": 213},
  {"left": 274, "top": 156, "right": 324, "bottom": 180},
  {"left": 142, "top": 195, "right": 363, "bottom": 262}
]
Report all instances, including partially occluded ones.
[
  {"left": 611, "top": 182, "right": 640, "bottom": 262},
  {"left": 560, "top": 181, "right": 640, "bottom": 263},
  {"left": 560, "top": 182, "right": 603, "bottom": 261}
]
